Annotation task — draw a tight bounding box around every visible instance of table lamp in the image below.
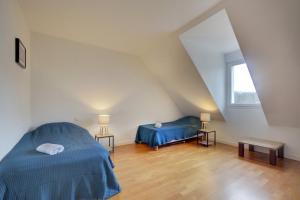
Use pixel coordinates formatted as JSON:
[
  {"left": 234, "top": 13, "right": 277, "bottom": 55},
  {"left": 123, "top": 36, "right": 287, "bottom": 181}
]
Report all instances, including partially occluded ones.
[
  {"left": 98, "top": 115, "right": 110, "bottom": 135},
  {"left": 200, "top": 113, "right": 210, "bottom": 130}
]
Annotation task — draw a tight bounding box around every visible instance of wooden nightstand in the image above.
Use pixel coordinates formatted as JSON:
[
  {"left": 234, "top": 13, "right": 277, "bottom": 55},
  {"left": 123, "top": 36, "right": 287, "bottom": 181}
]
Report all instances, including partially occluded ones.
[
  {"left": 95, "top": 134, "right": 115, "bottom": 153},
  {"left": 197, "top": 129, "right": 216, "bottom": 147}
]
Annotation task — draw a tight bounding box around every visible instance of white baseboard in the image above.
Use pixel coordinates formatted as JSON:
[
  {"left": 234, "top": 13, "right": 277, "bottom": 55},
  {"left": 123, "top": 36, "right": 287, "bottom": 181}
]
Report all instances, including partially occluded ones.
[
  {"left": 217, "top": 139, "right": 237, "bottom": 147},
  {"left": 115, "top": 140, "right": 134, "bottom": 146},
  {"left": 112, "top": 137, "right": 300, "bottom": 161},
  {"left": 217, "top": 138, "right": 300, "bottom": 161},
  {"left": 284, "top": 154, "right": 300, "bottom": 161}
]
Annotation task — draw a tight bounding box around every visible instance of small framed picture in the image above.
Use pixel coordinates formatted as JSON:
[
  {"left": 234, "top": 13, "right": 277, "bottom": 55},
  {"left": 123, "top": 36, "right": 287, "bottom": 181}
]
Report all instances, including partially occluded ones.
[{"left": 15, "top": 38, "right": 26, "bottom": 69}]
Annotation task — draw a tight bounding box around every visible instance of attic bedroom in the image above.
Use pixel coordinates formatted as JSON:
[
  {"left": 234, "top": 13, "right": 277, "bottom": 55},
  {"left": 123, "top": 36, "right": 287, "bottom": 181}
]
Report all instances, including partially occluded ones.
[{"left": 1, "top": 0, "right": 300, "bottom": 199}]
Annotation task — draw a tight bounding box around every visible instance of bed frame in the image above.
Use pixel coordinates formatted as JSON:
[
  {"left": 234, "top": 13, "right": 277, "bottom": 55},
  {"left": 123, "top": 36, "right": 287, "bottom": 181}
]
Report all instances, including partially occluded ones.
[{"left": 138, "top": 135, "right": 198, "bottom": 151}]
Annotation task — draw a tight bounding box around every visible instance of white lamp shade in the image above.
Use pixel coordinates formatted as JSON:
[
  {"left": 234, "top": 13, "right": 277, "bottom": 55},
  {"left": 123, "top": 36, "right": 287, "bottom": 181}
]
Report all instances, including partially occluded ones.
[
  {"left": 98, "top": 115, "right": 110, "bottom": 125},
  {"left": 200, "top": 113, "right": 211, "bottom": 122}
]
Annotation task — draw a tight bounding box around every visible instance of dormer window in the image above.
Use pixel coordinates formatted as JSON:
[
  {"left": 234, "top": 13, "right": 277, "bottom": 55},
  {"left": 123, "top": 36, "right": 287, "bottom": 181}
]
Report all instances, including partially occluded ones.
[{"left": 229, "top": 63, "right": 260, "bottom": 105}]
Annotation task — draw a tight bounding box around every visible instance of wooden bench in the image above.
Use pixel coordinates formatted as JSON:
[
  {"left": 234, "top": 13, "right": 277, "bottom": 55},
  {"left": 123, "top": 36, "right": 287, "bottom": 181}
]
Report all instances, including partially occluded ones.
[{"left": 238, "top": 138, "right": 284, "bottom": 165}]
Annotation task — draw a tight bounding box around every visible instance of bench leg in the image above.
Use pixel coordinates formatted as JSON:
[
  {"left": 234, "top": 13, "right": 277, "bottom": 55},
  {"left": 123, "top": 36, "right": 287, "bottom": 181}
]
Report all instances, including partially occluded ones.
[
  {"left": 197, "top": 131, "right": 199, "bottom": 144},
  {"left": 249, "top": 144, "right": 255, "bottom": 152},
  {"left": 270, "top": 149, "right": 277, "bottom": 165},
  {"left": 278, "top": 146, "right": 284, "bottom": 158},
  {"left": 239, "top": 142, "right": 244, "bottom": 157},
  {"left": 214, "top": 131, "right": 216, "bottom": 145}
]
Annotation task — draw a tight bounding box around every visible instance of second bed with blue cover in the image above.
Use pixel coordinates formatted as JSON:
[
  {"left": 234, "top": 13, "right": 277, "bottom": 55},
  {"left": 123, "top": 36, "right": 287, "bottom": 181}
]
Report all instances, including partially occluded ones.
[
  {"left": 0, "top": 122, "right": 121, "bottom": 200},
  {"left": 135, "top": 116, "right": 201, "bottom": 148}
]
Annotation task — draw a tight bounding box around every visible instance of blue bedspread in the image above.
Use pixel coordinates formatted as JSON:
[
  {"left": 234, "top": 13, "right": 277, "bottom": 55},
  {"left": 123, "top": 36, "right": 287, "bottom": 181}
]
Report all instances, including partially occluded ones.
[
  {"left": 0, "top": 122, "right": 121, "bottom": 200},
  {"left": 135, "top": 116, "right": 200, "bottom": 148}
]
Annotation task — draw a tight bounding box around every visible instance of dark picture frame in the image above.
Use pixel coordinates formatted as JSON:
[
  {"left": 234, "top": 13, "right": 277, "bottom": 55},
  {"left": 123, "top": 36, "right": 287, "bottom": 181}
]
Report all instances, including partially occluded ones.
[{"left": 15, "top": 38, "right": 26, "bottom": 69}]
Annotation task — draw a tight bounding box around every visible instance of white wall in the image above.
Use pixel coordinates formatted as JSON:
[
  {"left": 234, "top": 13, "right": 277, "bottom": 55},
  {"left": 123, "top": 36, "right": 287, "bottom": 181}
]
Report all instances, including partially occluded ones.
[
  {"left": 197, "top": 51, "right": 226, "bottom": 114},
  {"left": 174, "top": 0, "right": 300, "bottom": 128},
  {"left": 213, "top": 114, "right": 300, "bottom": 161},
  {"left": 178, "top": 5, "right": 300, "bottom": 160},
  {"left": 31, "top": 33, "right": 182, "bottom": 145},
  {"left": 213, "top": 50, "right": 300, "bottom": 160},
  {"left": 0, "top": 0, "right": 31, "bottom": 160},
  {"left": 180, "top": 42, "right": 226, "bottom": 116},
  {"left": 224, "top": 0, "right": 300, "bottom": 128},
  {"left": 141, "top": 35, "right": 224, "bottom": 120},
  {"left": 179, "top": 10, "right": 236, "bottom": 117}
]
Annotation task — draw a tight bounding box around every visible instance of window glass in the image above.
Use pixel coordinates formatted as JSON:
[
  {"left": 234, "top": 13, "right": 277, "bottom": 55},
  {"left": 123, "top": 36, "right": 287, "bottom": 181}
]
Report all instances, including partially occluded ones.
[{"left": 231, "top": 63, "right": 260, "bottom": 105}]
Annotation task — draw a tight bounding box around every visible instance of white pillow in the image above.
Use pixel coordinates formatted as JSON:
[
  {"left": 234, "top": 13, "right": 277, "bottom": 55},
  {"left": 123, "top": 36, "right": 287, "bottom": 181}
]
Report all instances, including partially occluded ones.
[{"left": 154, "top": 122, "right": 162, "bottom": 128}]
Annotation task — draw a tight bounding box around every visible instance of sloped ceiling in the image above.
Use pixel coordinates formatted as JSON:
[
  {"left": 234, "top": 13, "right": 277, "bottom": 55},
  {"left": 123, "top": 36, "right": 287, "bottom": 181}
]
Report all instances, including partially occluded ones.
[
  {"left": 141, "top": 35, "right": 223, "bottom": 120},
  {"left": 224, "top": 0, "right": 300, "bottom": 127},
  {"left": 18, "top": 0, "right": 224, "bottom": 120},
  {"left": 180, "top": 9, "right": 240, "bottom": 118},
  {"left": 18, "top": 0, "right": 221, "bottom": 55},
  {"left": 180, "top": 10, "right": 239, "bottom": 54},
  {"left": 178, "top": 0, "right": 300, "bottom": 128},
  {"left": 18, "top": 0, "right": 300, "bottom": 127}
]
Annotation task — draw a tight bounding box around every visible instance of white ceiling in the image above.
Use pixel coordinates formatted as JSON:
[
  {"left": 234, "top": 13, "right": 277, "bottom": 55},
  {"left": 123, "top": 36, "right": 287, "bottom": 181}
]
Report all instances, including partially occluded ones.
[
  {"left": 180, "top": 10, "right": 240, "bottom": 119},
  {"left": 17, "top": 0, "right": 300, "bottom": 128},
  {"left": 180, "top": 9, "right": 240, "bottom": 54},
  {"left": 225, "top": 0, "right": 300, "bottom": 128},
  {"left": 18, "top": 0, "right": 221, "bottom": 55}
]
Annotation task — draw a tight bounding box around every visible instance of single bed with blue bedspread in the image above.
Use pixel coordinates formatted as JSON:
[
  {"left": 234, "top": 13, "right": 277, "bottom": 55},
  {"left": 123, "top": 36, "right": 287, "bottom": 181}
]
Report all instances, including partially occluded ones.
[
  {"left": 135, "top": 116, "right": 200, "bottom": 149},
  {"left": 0, "top": 122, "right": 121, "bottom": 200}
]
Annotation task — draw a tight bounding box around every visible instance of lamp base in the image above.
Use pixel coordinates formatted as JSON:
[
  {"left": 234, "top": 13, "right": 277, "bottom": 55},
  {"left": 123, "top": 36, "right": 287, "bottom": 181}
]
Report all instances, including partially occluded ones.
[
  {"left": 100, "top": 126, "right": 109, "bottom": 136},
  {"left": 201, "top": 122, "right": 209, "bottom": 130}
]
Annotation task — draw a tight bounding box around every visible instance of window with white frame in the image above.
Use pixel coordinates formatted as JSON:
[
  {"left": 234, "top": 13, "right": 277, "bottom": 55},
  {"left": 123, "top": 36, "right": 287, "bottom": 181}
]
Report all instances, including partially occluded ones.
[{"left": 229, "top": 63, "right": 260, "bottom": 105}]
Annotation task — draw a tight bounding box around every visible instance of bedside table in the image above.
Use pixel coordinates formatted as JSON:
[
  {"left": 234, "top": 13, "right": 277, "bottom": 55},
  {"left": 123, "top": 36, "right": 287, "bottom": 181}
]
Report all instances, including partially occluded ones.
[
  {"left": 95, "top": 134, "right": 114, "bottom": 153},
  {"left": 197, "top": 129, "right": 216, "bottom": 147}
]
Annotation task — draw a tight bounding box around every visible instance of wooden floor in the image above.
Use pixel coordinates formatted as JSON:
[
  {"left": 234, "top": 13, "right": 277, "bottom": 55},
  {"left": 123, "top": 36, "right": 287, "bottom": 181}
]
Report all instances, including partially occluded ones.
[{"left": 110, "top": 141, "right": 300, "bottom": 200}]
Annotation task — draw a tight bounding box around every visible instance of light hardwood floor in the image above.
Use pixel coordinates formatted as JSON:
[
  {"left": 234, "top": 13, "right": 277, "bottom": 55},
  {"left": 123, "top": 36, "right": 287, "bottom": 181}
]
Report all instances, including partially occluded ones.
[{"left": 110, "top": 141, "right": 300, "bottom": 200}]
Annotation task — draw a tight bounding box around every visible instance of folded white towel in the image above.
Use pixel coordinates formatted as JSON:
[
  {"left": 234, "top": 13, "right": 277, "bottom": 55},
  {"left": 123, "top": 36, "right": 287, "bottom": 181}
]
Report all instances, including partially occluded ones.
[
  {"left": 36, "top": 143, "right": 64, "bottom": 155},
  {"left": 154, "top": 122, "right": 162, "bottom": 128}
]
